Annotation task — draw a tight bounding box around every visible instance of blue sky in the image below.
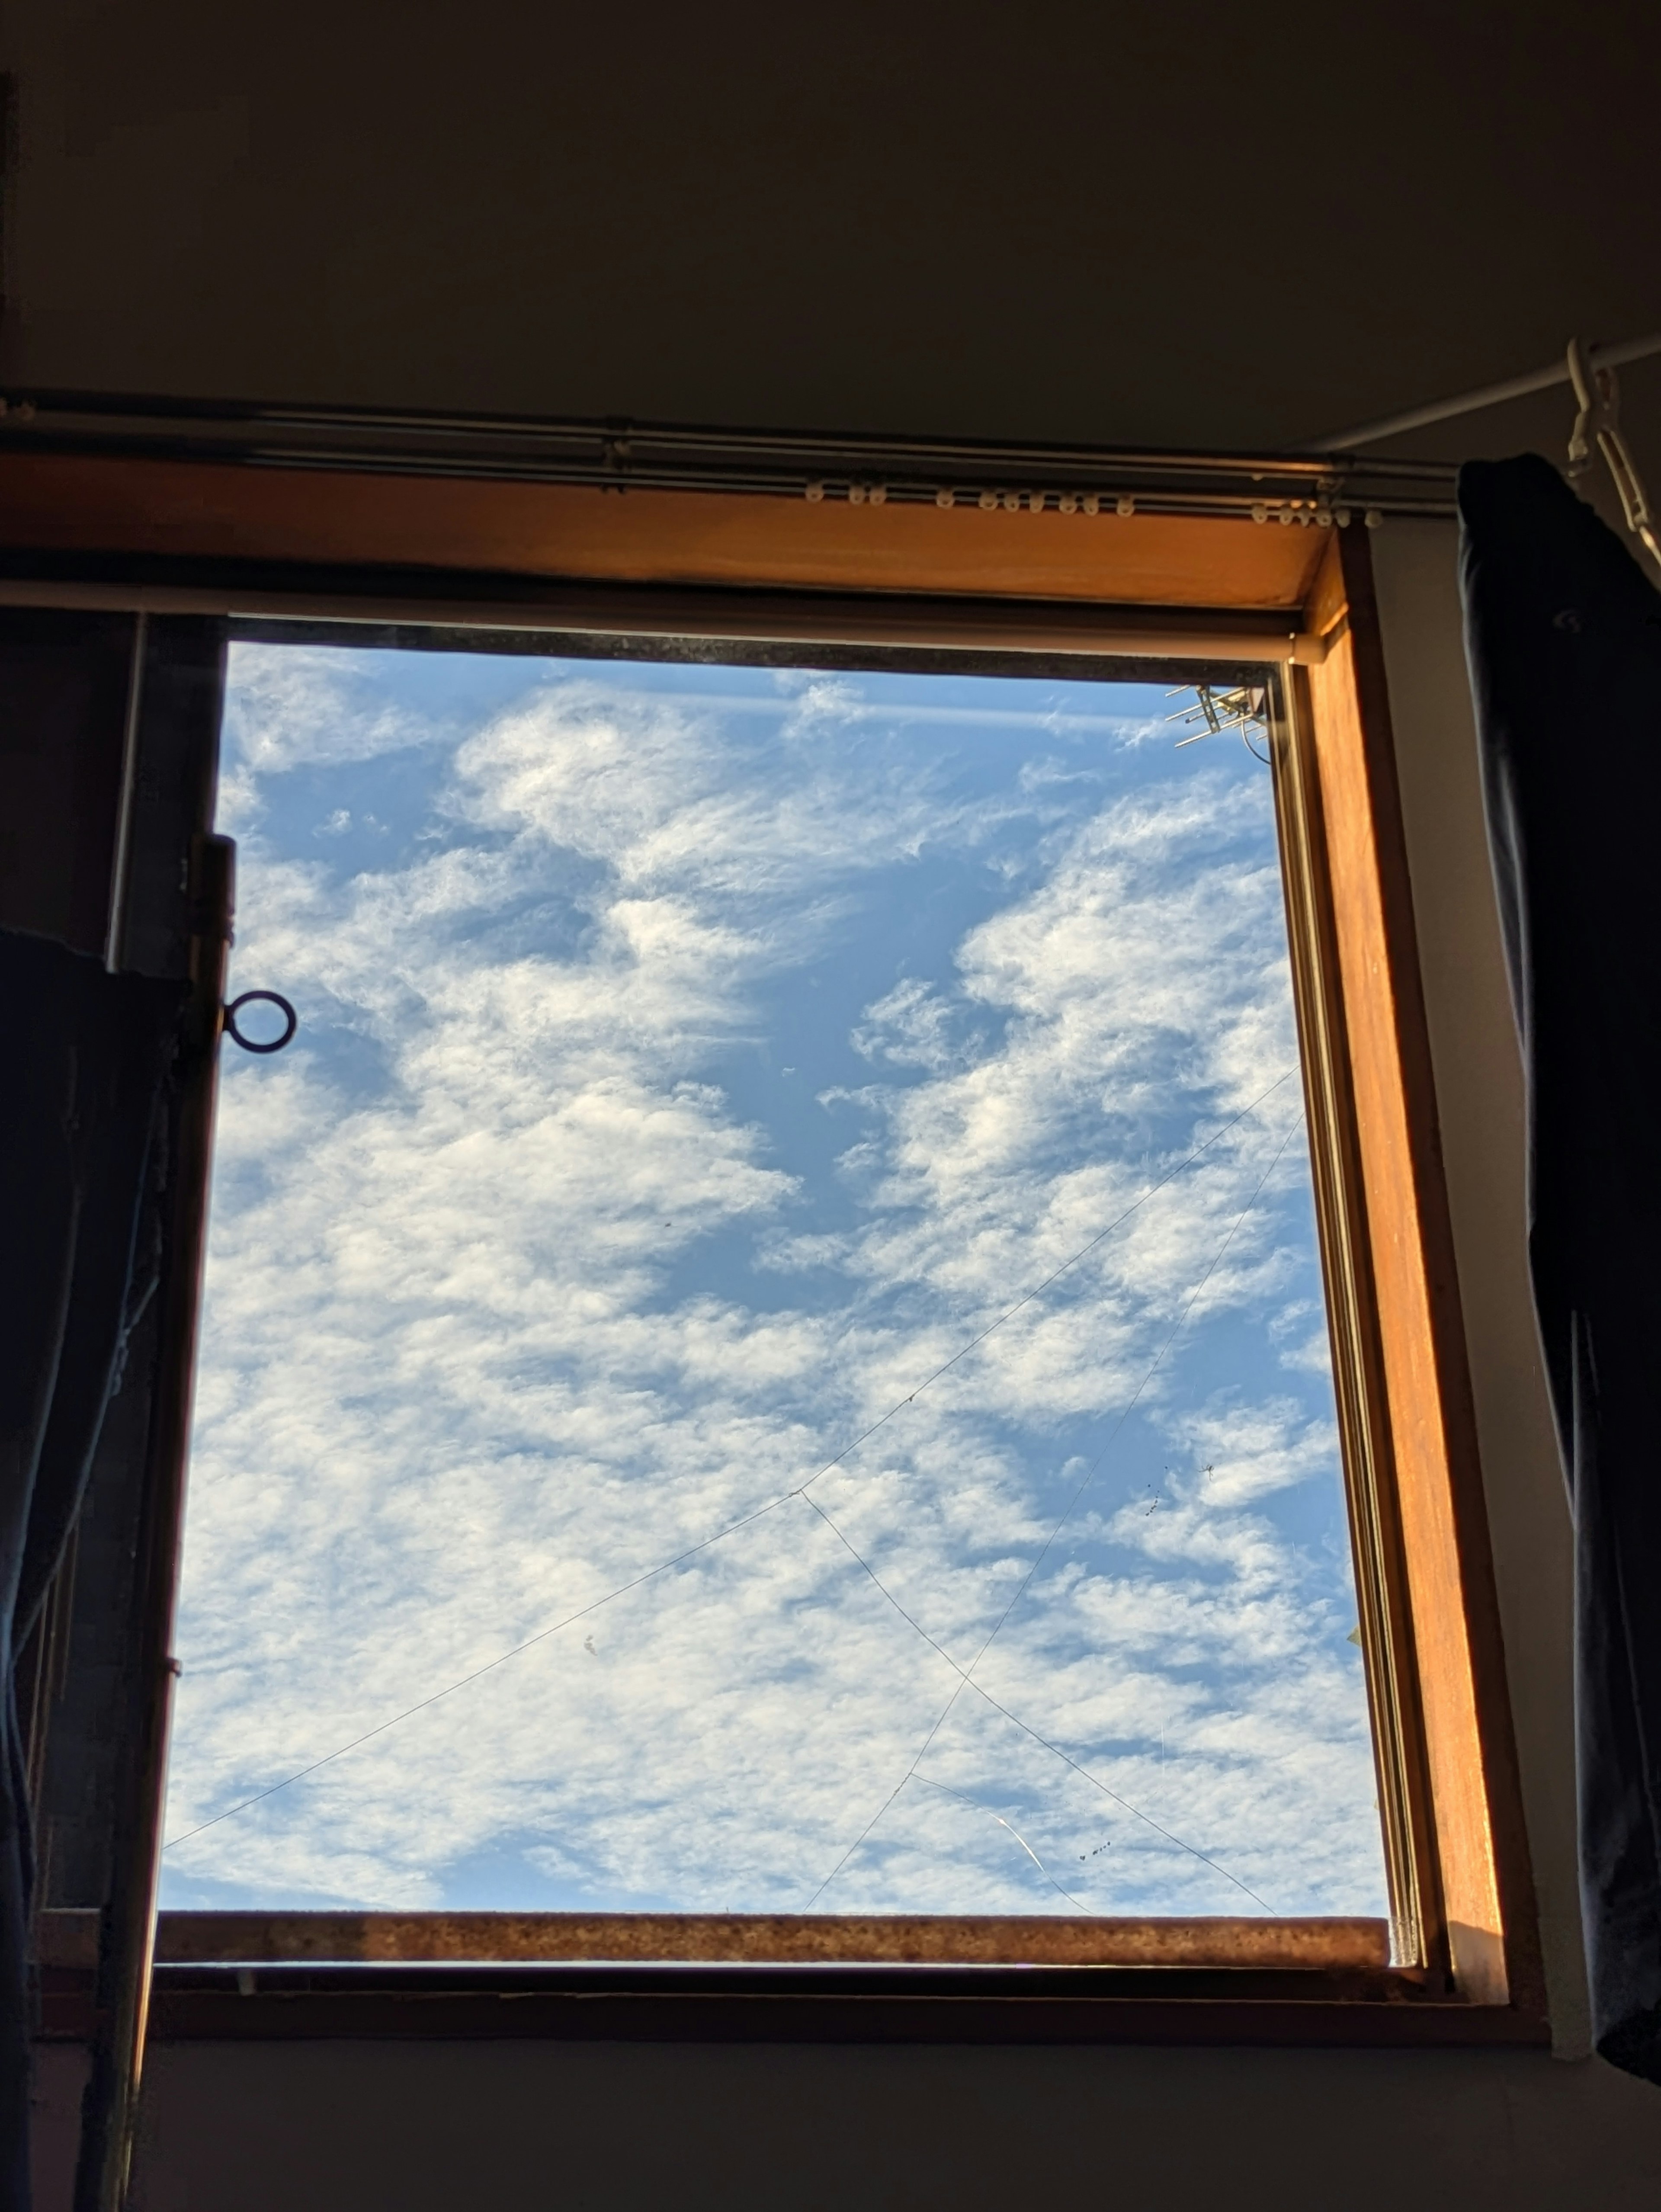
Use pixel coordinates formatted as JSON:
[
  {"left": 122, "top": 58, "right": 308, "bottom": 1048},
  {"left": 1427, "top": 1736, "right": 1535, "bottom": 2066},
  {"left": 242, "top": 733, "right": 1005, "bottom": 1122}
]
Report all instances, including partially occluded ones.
[{"left": 160, "top": 642, "right": 1386, "bottom": 1921}]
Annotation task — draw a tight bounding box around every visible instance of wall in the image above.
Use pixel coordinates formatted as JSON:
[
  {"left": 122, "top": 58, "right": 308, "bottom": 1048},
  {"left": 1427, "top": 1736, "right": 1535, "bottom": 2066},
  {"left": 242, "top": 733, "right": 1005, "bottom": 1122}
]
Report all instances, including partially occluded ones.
[
  {"left": 82, "top": 520, "right": 1655, "bottom": 2212},
  {"left": 114, "top": 2038, "right": 1661, "bottom": 2212},
  {"left": 6, "top": 1, "right": 1661, "bottom": 2202}
]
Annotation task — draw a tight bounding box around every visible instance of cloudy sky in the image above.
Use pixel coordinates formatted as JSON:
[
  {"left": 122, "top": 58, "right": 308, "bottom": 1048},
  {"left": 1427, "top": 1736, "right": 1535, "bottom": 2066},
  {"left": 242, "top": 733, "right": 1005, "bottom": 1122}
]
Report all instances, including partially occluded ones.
[{"left": 158, "top": 641, "right": 1386, "bottom": 1922}]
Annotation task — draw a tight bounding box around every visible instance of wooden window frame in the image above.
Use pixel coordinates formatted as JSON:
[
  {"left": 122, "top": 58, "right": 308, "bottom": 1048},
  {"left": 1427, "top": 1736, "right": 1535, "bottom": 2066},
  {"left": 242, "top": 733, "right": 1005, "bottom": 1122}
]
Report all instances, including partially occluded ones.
[{"left": 4, "top": 451, "right": 1542, "bottom": 2049}]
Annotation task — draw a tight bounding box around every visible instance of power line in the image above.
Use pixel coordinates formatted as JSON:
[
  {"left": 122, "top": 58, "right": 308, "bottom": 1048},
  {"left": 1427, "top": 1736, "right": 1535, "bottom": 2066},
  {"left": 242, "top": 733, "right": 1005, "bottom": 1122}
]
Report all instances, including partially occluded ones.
[
  {"left": 794, "top": 1069, "right": 1296, "bottom": 1502},
  {"left": 909, "top": 1773, "right": 1095, "bottom": 1914},
  {"left": 799, "top": 1488, "right": 1273, "bottom": 1910},
  {"left": 801, "top": 1116, "right": 1304, "bottom": 1911},
  {"left": 162, "top": 1492, "right": 801, "bottom": 1849},
  {"left": 164, "top": 1071, "right": 1293, "bottom": 1854}
]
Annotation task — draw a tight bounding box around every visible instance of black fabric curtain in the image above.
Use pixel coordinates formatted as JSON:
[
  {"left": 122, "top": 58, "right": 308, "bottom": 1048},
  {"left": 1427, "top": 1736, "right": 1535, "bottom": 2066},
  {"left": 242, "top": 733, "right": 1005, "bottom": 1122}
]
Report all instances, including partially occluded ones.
[
  {"left": 1, "top": 930, "right": 184, "bottom": 2212},
  {"left": 1461, "top": 452, "right": 1661, "bottom": 2083}
]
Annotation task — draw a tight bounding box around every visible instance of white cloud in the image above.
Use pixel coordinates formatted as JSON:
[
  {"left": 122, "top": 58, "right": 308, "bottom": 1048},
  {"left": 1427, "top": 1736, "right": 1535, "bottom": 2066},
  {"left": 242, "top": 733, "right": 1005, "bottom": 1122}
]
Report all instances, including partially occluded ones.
[
  {"left": 164, "top": 655, "right": 1384, "bottom": 1923},
  {"left": 225, "top": 645, "right": 446, "bottom": 774}
]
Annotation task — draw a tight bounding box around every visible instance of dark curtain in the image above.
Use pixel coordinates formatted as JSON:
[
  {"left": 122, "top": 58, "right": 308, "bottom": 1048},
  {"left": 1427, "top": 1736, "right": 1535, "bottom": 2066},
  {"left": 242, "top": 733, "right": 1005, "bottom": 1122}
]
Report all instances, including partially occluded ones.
[
  {"left": 1461, "top": 452, "right": 1661, "bottom": 2083},
  {"left": 0, "top": 931, "right": 184, "bottom": 2212}
]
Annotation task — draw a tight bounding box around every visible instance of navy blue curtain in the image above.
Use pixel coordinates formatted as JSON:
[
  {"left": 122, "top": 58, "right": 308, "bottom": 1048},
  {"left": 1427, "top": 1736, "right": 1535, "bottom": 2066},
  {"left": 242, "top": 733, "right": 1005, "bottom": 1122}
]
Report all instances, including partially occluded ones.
[
  {"left": 0, "top": 930, "right": 183, "bottom": 2212},
  {"left": 1461, "top": 452, "right": 1661, "bottom": 2082}
]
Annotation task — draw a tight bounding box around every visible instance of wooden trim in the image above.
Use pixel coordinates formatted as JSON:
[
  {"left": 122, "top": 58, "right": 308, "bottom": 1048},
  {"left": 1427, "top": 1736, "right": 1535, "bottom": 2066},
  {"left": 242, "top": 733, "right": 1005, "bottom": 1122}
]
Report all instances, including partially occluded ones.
[
  {"left": 143, "top": 1977, "right": 1540, "bottom": 2050},
  {"left": 9, "top": 459, "right": 1546, "bottom": 2046},
  {"left": 34, "top": 1906, "right": 1546, "bottom": 2048},
  {"left": 1300, "top": 530, "right": 1542, "bottom": 2017},
  {"left": 33, "top": 1968, "right": 1547, "bottom": 2051},
  {"left": 0, "top": 577, "right": 1324, "bottom": 668},
  {"left": 35, "top": 1908, "right": 1387, "bottom": 1974},
  {"left": 0, "top": 453, "right": 1334, "bottom": 609},
  {"left": 1270, "top": 671, "right": 1445, "bottom": 1975}
]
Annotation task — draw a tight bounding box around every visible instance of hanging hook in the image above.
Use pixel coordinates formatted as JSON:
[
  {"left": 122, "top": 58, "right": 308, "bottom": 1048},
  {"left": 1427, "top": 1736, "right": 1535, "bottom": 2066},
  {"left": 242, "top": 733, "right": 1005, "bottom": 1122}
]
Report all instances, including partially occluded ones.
[
  {"left": 224, "top": 991, "right": 298, "bottom": 1055},
  {"left": 1567, "top": 337, "right": 1661, "bottom": 577}
]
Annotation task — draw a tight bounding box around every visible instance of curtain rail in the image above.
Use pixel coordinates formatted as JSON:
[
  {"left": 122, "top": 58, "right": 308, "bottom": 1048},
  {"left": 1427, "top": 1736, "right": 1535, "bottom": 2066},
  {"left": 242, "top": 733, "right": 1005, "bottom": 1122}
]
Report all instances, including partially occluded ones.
[
  {"left": 1302, "top": 332, "right": 1661, "bottom": 455},
  {"left": 0, "top": 387, "right": 1457, "bottom": 520}
]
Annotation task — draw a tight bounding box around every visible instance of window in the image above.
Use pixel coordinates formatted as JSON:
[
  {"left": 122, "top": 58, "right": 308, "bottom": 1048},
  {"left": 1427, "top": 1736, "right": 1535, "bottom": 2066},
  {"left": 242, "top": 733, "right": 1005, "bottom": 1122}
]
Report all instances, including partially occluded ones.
[
  {"left": 13, "top": 434, "right": 1540, "bottom": 2045},
  {"left": 167, "top": 640, "right": 1382, "bottom": 1944}
]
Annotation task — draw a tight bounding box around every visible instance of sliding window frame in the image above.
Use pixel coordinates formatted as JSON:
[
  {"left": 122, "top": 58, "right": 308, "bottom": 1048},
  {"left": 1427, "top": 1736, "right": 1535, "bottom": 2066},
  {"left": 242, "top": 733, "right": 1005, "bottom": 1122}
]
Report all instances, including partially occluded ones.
[{"left": 1, "top": 455, "right": 1542, "bottom": 2049}]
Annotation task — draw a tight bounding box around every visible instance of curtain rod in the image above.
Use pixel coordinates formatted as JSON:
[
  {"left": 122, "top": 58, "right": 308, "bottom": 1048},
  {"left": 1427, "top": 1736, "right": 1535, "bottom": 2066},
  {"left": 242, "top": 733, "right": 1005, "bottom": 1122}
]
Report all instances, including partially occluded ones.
[
  {"left": 0, "top": 387, "right": 1457, "bottom": 520},
  {"left": 1302, "top": 332, "right": 1661, "bottom": 454}
]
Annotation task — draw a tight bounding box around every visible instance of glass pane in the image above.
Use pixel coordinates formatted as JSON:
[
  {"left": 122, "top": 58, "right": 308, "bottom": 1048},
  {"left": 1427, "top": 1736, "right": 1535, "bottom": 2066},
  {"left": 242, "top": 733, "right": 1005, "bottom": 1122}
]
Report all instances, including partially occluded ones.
[{"left": 161, "top": 644, "right": 1387, "bottom": 1921}]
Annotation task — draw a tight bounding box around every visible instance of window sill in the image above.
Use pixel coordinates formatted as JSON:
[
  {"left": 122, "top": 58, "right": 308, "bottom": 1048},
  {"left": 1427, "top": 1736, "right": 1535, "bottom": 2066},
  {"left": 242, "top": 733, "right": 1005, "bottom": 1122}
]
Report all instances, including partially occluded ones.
[{"left": 31, "top": 1911, "right": 1550, "bottom": 2049}]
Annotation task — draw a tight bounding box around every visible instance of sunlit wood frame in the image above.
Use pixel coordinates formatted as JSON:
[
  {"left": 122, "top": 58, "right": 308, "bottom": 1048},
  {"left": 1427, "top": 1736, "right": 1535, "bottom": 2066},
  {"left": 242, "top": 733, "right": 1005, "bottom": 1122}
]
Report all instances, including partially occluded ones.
[{"left": 1, "top": 451, "right": 1541, "bottom": 2044}]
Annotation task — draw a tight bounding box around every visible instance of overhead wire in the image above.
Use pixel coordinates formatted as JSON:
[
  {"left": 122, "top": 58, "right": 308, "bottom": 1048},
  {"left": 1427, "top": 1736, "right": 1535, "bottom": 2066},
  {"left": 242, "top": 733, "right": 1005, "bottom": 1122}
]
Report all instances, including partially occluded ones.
[
  {"left": 799, "top": 1114, "right": 1306, "bottom": 1912},
  {"left": 908, "top": 1773, "right": 1094, "bottom": 1914},
  {"left": 798, "top": 1487, "right": 1274, "bottom": 1910},
  {"left": 164, "top": 1068, "right": 1295, "bottom": 1856}
]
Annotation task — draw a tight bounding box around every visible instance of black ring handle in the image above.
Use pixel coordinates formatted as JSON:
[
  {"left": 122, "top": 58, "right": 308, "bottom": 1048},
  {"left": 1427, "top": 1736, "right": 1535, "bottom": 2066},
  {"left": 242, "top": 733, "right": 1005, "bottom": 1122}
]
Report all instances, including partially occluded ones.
[{"left": 224, "top": 990, "right": 298, "bottom": 1055}]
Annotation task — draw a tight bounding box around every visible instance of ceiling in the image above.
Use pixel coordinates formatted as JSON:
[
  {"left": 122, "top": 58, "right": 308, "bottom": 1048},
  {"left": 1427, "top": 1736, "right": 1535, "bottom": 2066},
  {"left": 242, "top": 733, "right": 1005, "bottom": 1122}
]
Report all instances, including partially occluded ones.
[{"left": 1, "top": 1, "right": 1656, "bottom": 471}]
